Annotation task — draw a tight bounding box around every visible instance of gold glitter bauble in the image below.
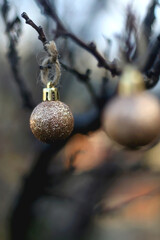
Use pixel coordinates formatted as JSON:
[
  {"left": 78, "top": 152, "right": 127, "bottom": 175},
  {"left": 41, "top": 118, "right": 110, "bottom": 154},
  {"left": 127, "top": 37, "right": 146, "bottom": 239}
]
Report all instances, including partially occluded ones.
[
  {"left": 102, "top": 93, "right": 160, "bottom": 148},
  {"left": 30, "top": 101, "right": 74, "bottom": 143}
]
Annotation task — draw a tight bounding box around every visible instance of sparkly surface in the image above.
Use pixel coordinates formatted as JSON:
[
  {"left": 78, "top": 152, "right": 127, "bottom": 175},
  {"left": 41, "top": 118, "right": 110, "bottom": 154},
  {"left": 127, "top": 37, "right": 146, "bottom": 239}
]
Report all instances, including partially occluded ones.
[{"left": 30, "top": 101, "right": 74, "bottom": 143}]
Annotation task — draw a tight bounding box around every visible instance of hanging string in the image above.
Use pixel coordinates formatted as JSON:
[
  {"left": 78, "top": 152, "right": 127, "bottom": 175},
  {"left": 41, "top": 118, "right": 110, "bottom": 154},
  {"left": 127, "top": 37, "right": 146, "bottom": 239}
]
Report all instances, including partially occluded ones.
[{"left": 40, "top": 41, "right": 61, "bottom": 86}]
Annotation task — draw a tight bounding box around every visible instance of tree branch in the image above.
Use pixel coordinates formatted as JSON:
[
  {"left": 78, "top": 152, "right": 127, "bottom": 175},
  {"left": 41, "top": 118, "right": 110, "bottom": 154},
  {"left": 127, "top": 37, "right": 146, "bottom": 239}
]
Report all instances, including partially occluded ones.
[
  {"left": 143, "top": 0, "right": 158, "bottom": 42},
  {"left": 35, "top": 0, "right": 121, "bottom": 76},
  {"left": 21, "top": 12, "right": 48, "bottom": 44},
  {"left": 34, "top": 0, "right": 160, "bottom": 88},
  {"left": 1, "top": 0, "right": 34, "bottom": 110}
]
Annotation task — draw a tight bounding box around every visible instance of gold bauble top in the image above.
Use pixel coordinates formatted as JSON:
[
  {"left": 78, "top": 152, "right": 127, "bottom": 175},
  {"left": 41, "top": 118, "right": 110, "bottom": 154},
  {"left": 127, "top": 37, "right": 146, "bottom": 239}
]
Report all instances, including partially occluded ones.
[
  {"left": 118, "top": 66, "right": 145, "bottom": 96},
  {"left": 43, "top": 81, "right": 60, "bottom": 101}
]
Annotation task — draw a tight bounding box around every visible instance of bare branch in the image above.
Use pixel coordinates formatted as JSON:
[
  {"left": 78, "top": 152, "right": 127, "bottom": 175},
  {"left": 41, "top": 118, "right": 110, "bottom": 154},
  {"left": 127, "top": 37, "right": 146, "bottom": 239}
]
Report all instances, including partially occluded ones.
[
  {"left": 1, "top": 1, "right": 34, "bottom": 110},
  {"left": 35, "top": 0, "right": 121, "bottom": 76},
  {"left": 21, "top": 12, "right": 48, "bottom": 44},
  {"left": 143, "top": 0, "right": 158, "bottom": 41},
  {"left": 34, "top": 0, "right": 160, "bottom": 88},
  {"left": 60, "top": 62, "right": 91, "bottom": 83}
]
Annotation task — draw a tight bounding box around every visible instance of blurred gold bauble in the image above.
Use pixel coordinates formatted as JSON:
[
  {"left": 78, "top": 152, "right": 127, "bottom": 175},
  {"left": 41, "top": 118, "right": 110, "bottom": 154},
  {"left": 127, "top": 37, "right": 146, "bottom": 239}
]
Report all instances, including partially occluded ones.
[
  {"left": 102, "top": 93, "right": 160, "bottom": 148},
  {"left": 102, "top": 66, "right": 160, "bottom": 149},
  {"left": 30, "top": 101, "right": 74, "bottom": 143}
]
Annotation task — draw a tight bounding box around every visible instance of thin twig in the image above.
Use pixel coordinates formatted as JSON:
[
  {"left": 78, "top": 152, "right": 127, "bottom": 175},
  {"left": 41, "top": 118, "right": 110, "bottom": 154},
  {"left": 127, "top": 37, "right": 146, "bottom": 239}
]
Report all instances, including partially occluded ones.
[
  {"left": 60, "top": 62, "right": 90, "bottom": 82},
  {"left": 21, "top": 12, "right": 48, "bottom": 44},
  {"left": 35, "top": 0, "right": 121, "bottom": 76}
]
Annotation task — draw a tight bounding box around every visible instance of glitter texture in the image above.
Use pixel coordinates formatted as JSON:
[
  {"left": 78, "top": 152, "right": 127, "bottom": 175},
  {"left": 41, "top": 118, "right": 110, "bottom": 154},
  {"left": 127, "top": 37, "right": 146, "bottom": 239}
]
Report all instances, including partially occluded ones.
[{"left": 30, "top": 101, "right": 74, "bottom": 143}]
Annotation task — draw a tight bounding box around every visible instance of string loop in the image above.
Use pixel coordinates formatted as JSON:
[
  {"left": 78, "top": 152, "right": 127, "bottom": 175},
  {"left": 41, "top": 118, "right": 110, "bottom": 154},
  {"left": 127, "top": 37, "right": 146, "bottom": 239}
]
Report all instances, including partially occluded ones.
[{"left": 40, "top": 41, "right": 61, "bottom": 86}]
